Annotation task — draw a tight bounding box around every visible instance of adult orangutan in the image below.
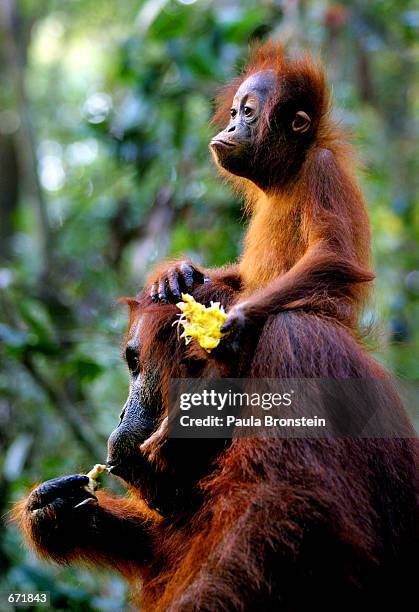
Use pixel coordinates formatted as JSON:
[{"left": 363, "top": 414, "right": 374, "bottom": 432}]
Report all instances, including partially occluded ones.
[
  {"left": 149, "top": 41, "right": 373, "bottom": 331},
  {"left": 14, "top": 278, "right": 417, "bottom": 610}
]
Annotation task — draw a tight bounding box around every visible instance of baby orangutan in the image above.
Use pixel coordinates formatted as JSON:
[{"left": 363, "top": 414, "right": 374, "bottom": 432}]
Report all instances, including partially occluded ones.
[{"left": 149, "top": 41, "right": 373, "bottom": 333}]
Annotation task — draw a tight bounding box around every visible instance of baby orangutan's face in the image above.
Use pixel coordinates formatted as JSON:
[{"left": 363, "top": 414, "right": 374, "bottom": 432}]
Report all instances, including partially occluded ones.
[
  {"left": 210, "top": 69, "right": 313, "bottom": 189},
  {"left": 210, "top": 70, "right": 277, "bottom": 181}
]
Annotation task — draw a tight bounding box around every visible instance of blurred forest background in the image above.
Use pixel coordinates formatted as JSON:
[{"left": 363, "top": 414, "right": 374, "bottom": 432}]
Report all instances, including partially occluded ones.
[{"left": 0, "top": 0, "right": 418, "bottom": 609}]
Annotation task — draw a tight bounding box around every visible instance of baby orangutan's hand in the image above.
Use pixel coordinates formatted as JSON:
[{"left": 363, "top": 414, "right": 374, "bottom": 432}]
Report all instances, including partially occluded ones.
[
  {"left": 220, "top": 302, "right": 248, "bottom": 334},
  {"left": 150, "top": 261, "right": 209, "bottom": 304}
]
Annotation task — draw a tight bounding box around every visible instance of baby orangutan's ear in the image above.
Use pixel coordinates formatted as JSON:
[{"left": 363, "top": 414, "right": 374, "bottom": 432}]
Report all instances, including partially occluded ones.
[{"left": 292, "top": 111, "right": 311, "bottom": 133}]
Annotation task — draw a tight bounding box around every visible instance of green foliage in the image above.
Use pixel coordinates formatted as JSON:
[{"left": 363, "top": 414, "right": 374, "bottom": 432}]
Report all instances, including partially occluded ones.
[{"left": 0, "top": 0, "right": 418, "bottom": 608}]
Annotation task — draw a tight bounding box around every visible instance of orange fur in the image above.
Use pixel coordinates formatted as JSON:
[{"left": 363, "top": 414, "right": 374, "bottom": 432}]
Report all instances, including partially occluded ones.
[
  {"left": 149, "top": 41, "right": 373, "bottom": 328},
  {"left": 12, "top": 280, "right": 418, "bottom": 610},
  {"left": 212, "top": 41, "right": 373, "bottom": 324},
  {"left": 13, "top": 43, "right": 415, "bottom": 611}
]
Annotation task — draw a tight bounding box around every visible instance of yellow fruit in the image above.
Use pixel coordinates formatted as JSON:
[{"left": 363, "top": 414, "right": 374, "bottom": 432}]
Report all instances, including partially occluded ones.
[
  {"left": 87, "top": 464, "right": 107, "bottom": 480},
  {"left": 175, "top": 293, "right": 227, "bottom": 353},
  {"left": 86, "top": 463, "right": 107, "bottom": 493}
]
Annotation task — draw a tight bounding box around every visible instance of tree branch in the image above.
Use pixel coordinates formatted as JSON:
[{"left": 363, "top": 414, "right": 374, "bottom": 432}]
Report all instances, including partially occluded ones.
[
  {"left": 0, "top": 0, "right": 51, "bottom": 274},
  {"left": 21, "top": 354, "right": 103, "bottom": 460}
]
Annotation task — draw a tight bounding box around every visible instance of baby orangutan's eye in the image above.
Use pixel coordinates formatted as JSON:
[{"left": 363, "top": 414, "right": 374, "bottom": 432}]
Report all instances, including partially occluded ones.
[{"left": 230, "top": 108, "right": 237, "bottom": 118}]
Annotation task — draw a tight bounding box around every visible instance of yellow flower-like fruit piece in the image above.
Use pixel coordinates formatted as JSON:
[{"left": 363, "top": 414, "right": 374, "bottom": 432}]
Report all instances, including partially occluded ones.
[
  {"left": 86, "top": 463, "right": 107, "bottom": 493},
  {"left": 176, "top": 293, "right": 227, "bottom": 353}
]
